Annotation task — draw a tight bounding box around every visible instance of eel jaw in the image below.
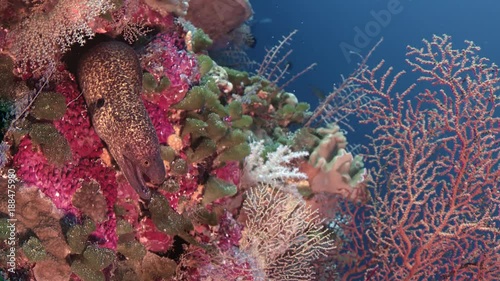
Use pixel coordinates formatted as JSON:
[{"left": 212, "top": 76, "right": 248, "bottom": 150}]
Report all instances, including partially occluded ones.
[{"left": 121, "top": 155, "right": 151, "bottom": 200}]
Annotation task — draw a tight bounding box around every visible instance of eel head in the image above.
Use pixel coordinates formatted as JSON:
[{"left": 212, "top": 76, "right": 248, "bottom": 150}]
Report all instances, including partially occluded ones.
[{"left": 119, "top": 149, "right": 166, "bottom": 200}]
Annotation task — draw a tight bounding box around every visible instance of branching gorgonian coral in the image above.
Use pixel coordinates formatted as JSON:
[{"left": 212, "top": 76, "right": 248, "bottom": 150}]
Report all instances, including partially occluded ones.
[{"left": 240, "top": 183, "right": 335, "bottom": 280}]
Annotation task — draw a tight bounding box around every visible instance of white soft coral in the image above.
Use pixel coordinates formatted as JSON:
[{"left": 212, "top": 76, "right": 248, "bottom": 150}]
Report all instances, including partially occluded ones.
[{"left": 241, "top": 140, "right": 308, "bottom": 187}]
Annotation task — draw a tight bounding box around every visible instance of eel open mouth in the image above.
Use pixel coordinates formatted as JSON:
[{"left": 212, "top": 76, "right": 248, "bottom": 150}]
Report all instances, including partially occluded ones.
[{"left": 121, "top": 155, "right": 152, "bottom": 200}]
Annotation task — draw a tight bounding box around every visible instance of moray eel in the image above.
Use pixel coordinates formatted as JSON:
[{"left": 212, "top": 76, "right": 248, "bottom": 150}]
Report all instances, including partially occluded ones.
[{"left": 77, "top": 41, "right": 165, "bottom": 200}]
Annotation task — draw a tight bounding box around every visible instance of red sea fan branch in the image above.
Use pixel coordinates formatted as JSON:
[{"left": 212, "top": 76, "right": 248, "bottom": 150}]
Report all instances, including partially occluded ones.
[{"left": 339, "top": 34, "right": 500, "bottom": 280}]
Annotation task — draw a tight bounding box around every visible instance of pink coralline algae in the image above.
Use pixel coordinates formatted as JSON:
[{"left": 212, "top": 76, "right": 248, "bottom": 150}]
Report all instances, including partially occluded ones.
[
  {"left": 141, "top": 31, "right": 201, "bottom": 110},
  {"left": 54, "top": 81, "right": 102, "bottom": 159},
  {"left": 143, "top": 98, "right": 175, "bottom": 144},
  {"left": 217, "top": 211, "right": 243, "bottom": 251},
  {"left": 178, "top": 245, "right": 255, "bottom": 281},
  {"left": 212, "top": 161, "right": 241, "bottom": 186},
  {"left": 13, "top": 79, "right": 118, "bottom": 249},
  {"left": 137, "top": 217, "right": 174, "bottom": 252},
  {"left": 159, "top": 171, "right": 199, "bottom": 209}
]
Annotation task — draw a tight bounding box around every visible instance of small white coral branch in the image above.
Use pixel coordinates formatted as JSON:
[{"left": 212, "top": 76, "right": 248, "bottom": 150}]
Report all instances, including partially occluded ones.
[
  {"left": 11, "top": 0, "right": 114, "bottom": 72},
  {"left": 242, "top": 140, "right": 308, "bottom": 186}
]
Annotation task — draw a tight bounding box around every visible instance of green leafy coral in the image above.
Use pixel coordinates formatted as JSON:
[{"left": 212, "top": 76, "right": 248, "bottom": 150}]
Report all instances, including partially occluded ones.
[
  {"left": 171, "top": 76, "right": 252, "bottom": 166},
  {"left": 202, "top": 176, "right": 237, "bottom": 205},
  {"left": 190, "top": 28, "right": 213, "bottom": 53},
  {"left": 142, "top": 73, "right": 171, "bottom": 93}
]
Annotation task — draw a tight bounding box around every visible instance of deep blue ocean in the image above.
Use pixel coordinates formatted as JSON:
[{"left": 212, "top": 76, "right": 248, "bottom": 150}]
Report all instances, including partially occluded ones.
[{"left": 248, "top": 0, "right": 500, "bottom": 144}]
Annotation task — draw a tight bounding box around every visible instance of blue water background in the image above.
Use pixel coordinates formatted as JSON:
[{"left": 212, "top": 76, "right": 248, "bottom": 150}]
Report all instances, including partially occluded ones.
[{"left": 249, "top": 0, "right": 500, "bottom": 144}]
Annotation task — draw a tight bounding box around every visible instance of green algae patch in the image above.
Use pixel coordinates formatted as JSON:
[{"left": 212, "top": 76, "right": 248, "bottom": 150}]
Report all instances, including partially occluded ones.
[
  {"left": 142, "top": 72, "right": 158, "bottom": 93},
  {"left": 172, "top": 86, "right": 206, "bottom": 110},
  {"left": 223, "top": 67, "right": 250, "bottom": 86},
  {"left": 217, "top": 142, "right": 250, "bottom": 162},
  {"left": 206, "top": 113, "right": 228, "bottom": 141},
  {"left": 187, "top": 138, "right": 217, "bottom": 163},
  {"left": 116, "top": 219, "right": 134, "bottom": 236},
  {"left": 157, "top": 76, "right": 171, "bottom": 92},
  {"left": 117, "top": 239, "right": 146, "bottom": 261},
  {"left": 72, "top": 180, "right": 108, "bottom": 223},
  {"left": 231, "top": 115, "right": 253, "bottom": 129},
  {"left": 191, "top": 28, "right": 213, "bottom": 53},
  {"left": 30, "top": 91, "right": 67, "bottom": 120},
  {"left": 149, "top": 193, "right": 193, "bottom": 236},
  {"left": 29, "top": 123, "right": 72, "bottom": 167},
  {"left": 0, "top": 54, "right": 15, "bottom": 100},
  {"left": 141, "top": 252, "right": 177, "bottom": 280},
  {"left": 22, "top": 236, "right": 47, "bottom": 262},
  {"left": 202, "top": 176, "right": 237, "bottom": 205},
  {"left": 190, "top": 207, "right": 219, "bottom": 226},
  {"left": 218, "top": 129, "right": 246, "bottom": 147},
  {"left": 296, "top": 102, "right": 310, "bottom": 112},
  {"left": 66, "top": 219, "right": 96, "bottom": 254},
  {"left": 159, "top": 178, "right": 180, "bottom": 193},
  {"left": 116, "top": 220, "right": 146, "bottom": 261},
  {"left": 82, "top": 245, "right": 115, "bottom": 271},
  {"left": 143, "top": 73, "right": 171, "bottom": 93},
  {"left": 71, "top": 259, "right": 105, "bottom": 281},
  {"left": 202, "top": 86, "right": 227, "bottom": 116},
  {"left": 292, "top": 128, "right": 319, "bottom": 151},
  {"left": 197, "top": 54, "right": 214, "bottom": 78},
  {"left": 170, "top": 158, "right": 188, "bottom": 175},
  {"left": 0, "top": 218, "right": 10, "bottom": 239},
  {"left": 160, "top": 145, "right": 176, "bottom": 162},
  {"left": 205, "top": 78, "right": 220, "bottom": 94},
  {"left": 182, "top": 118, "right": 208, "bottom": 139},
  {"left": 227, "top": 100, "right": 243, "bottom": 120}
]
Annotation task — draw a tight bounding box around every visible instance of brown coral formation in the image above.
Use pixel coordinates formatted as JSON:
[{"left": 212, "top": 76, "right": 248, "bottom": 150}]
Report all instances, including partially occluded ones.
[
  {"left": 71, "top": 180, "right": 108, "bottom": 223},
  {"left": 0, "top": 182, "right": 70, "bottom": 259},
  {"left": 185, "top": 0, "right": 253, "bottom": 45},
  {"left": 301, "top": 124, "right": 368, "bottom": 202},
  {"left": 0, "top": 181, "right": 72, "bottom": 281},
  {"left": 33, "top": 258, "right": 71, "bottom": 281},
  {"left": 144, "top": 0, "right": 190, "bottom": 17}
]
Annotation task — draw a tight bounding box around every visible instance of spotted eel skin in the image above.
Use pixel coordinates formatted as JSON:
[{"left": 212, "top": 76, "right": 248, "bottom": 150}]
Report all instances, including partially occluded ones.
[{"left": 77, "top": 41, "right": 165, "bottom": 200}]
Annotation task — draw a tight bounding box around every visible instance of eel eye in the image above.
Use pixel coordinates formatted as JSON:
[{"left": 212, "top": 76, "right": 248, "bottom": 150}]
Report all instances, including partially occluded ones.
[
  {"left": 96, "top": 98, "right": 105, "bottom": 108},
  {"left": 143, "top": 160, "right": 150, "bottom": 167}
]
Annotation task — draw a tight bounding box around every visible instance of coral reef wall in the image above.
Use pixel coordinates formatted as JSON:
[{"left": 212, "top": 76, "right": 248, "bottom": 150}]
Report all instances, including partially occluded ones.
[{"left": 0, "top": 1, "right": 350, "bottom": 280}]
